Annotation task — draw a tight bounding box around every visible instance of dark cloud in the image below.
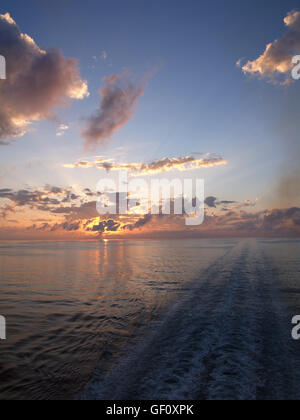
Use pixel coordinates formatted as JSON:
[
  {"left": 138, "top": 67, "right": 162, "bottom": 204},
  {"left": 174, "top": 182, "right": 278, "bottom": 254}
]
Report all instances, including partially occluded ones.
[
  {"left": 203, "top": 207, "right": 300, "bottom": 235},
  {"left": 50, "top": 200, "right": 98, "bottom": 219},
  {"left": 123, "top": 214, "right": 153, "bottom": 231},
  {"left": 61, "top": 192, "right": 80, "bottom": 203},
  {"left": 82, "top": 72, "right": 145, "bottom": 150},
  {"left": 205, "top": 196, "right": 237, "bottom": 208},
  {"left": 0, "top": 185, "right": 81, "bottom": 217},
  {"left": 8, "top": 204, "right": 300, "bottom": 238},
  {"left": 205, "top": 196, "right": 218, "bottom": 208},
  {"left": 262, "top": 207, "right": 300, "bottom": 230},
  {"left": 51, "top": 221, "right": 81, "bottom": 232},
  {"left": 0, "top": 12, "right": 88, "bottom": 142},
  {"left": 35, "top": 223, "right": 51, "bottom": 231},
  {"left": 27, "top": 221, "right": 81, "bottom": 232},
  {"left": 89, "top": 219, "right": 120, "bottom": 233},
  {"left": 84, "top": 188, "right": 96, "bottom": 197},
  {"left": 0, "top": 188, "right": 47, "bottom": 206},
  {"left": 45, "top": 186, "right": 65, "bottom": 194}
]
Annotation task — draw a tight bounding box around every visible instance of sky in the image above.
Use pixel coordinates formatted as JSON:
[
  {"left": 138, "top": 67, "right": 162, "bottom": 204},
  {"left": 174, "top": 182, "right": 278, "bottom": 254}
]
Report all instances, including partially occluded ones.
[{"left": 0, "top": 0, "right": 300, "bottom": 239}]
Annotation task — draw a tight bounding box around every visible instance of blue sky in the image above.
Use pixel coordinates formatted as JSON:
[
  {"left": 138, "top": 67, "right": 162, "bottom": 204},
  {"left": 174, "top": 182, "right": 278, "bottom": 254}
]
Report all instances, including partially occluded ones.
[{"left": 1, "top": 0, "right": 300, "bottom": 215}]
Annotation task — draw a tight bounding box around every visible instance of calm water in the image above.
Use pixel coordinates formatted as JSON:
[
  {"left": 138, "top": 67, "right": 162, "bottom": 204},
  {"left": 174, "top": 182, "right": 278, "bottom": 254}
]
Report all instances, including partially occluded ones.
[{"left": 0, "top": 238, "right": 299, "bottom": 400}]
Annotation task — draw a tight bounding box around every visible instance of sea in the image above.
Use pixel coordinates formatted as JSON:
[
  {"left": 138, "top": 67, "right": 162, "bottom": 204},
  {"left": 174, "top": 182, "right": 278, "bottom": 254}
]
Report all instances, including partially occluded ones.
[{"left": 0, "top": 238, "right": 299, "bottom": 400}]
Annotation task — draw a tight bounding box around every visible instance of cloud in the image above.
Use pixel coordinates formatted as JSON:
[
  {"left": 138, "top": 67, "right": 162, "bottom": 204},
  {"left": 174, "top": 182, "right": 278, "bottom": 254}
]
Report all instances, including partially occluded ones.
[
  {"left": 29, "top": 213, "right": 156, "bottom": 235},
  {"left": 5, "top": 194, "right": 300, "bottom": 238},
  {"left": 64, "top": 155, "right": 227, "bottom": 175},
  {"left": 82, "top": 71, "right": 145, "bottom": 150},
  {"left": 0, "top": 187, "right": 59, "bottom": 206},
  {"left": 0, "top": 203, "right": 15, "bottom": 218},
  {"left": 1, "top": 183, "right": 260, "bottom": 238},
  {"left": 84, "top": 188, "right": 96, "bottom": 197},
  {"left": 205, "top": 196, "right": 218, "bottom": 208},
  {"left": 50, "top": 221, "right": 81, "bottom": 232},
  {"left": 56, "top": 124, "right": 69, "bottom": 137},
  {"left": 28, "top": 221, "right": 81, "bottom": 232},
  {"left": 123, "top": 214, "right": 153, "bottom": 231},
  {"left": 50, "top": 200, "right": 98, "bottom": 219},
  {"left": 262, "top": 207, "right": 300, "bottom": 229},
  {"left": 0, "top": 12, "right": 88, "bottom": 142},
  {"left": 238, "top": 10, "right": 300, "bottom": 84},
  {"left": 82, "top": 207, "right": 300, "bottom": 236},
  {"left": 87, "top": 219, "right": 120, "bottom": 233},
  {"left": 0, "top": 185, "right": 81, "bottom": 217}
]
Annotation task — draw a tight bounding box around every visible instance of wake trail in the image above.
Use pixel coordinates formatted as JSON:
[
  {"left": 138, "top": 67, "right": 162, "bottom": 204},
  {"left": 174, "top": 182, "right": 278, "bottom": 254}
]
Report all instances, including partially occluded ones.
[{"left": 84, "top": 239, "right": 298, "bottom": 400}]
